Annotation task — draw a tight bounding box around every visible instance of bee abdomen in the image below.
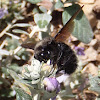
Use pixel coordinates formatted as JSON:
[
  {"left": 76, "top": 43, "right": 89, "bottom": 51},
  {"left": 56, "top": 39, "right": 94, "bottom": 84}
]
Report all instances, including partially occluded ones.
[{"left": 56, "top": 43, "right": 77, "bottom": 74}]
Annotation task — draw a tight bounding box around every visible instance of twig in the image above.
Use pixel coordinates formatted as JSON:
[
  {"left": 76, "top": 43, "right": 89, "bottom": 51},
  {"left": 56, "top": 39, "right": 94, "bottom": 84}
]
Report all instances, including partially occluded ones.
[
  {"left": 14, "top": 46, "right": 22, "bottom": 54},
  {"left": 0, "top": 40, "right": 6, "bottom": 49},
  {"left": 0, "top": 19, "right": 17, "bottom": 38},
  {"left": 29, "top": 26, "right": 47, "bottom": 38},
  {"left": 5, "top": 32, "right": 20, "bottom": 40}
]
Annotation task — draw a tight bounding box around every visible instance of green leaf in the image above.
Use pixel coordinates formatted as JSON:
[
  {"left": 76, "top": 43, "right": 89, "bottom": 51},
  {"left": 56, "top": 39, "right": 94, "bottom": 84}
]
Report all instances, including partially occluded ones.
[
  {"left": 16, "top": 48, "right": 30, "bottom": 60},
  {"left": 62, "top": 4, "right": 93, "bottom": 44},
  {"left": 89, "top": 75, "right": 100, "bottom": 94},
  {"left": 6, "top": 38, "right": 19, "bottom": 50},
  {"left": 7, "top": 69, "right": 20, "bottom": 80},
  {"left": 66, "top": 0, "right": 78, "bottom": 3},
  {"left": 55, "top": 0, "right": 63, "bottom": 9},
  {"left": 39, "top": 6, "right": 47, "bottom": 13},
  {"left": 97, "top": 97, "right": 100, "bottom": 100},
  {"left": 37, "top": 20, "right": 48, "bottom": 28},
  {"left": 34, "top": 13, "right": 52, "bottom": 28},
  {"left": 9, "top": 64, "right": 22, "bottom": 73},
  {"left": 15, "top": 87, "right": 32, "bottom": 100},
  {"left": 14, "top": 13, "right": 24, "bottom": 20},
  {"left": 1, "top": 67, "right": 9, "bottom": 75},
  {"left": 12, "top": 29, "right": 29, "bottom": 35},
  {"left": 12, "top": 23, "right": 31, "bottom": 28},
  {"left": 26, "top": 0, "right": 42, "bottom": 4}
]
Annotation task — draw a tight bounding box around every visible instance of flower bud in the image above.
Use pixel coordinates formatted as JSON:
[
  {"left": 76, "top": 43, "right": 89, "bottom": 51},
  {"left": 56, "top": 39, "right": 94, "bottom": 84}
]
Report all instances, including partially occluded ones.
[{"left": 43, "top": 77, "right": 60, "bottom": 93}]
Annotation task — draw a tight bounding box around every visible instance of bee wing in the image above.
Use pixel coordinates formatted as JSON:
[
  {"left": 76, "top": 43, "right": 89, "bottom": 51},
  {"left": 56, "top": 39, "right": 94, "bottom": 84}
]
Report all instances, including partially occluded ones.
[
  {"left": 21, "top": 38, "right": 36, "bottom": 50},
  {"left": 53, "top": 5, "right": 84, "bottom": 43}
]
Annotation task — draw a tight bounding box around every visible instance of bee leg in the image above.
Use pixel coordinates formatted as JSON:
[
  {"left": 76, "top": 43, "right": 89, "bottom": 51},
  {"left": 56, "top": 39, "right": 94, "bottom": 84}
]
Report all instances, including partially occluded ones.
[
  {"left": 47, "top": 64, "right": 57, "bottom": 77},
  {"left": 56, "top": 67, "right": 64, "bottom": 74}
]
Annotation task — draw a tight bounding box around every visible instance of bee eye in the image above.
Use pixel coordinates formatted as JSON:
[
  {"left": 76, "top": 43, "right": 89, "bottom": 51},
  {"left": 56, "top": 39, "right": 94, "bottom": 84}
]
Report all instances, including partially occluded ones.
[
  {"left": 41, "top": 53, "right": 44, "bottom": 56},
  {"left": 47, "top": 51, "right": 50, "bottom": 54},
  {"left": 42, "top": 48, "right": 44, "bottom": 51}
]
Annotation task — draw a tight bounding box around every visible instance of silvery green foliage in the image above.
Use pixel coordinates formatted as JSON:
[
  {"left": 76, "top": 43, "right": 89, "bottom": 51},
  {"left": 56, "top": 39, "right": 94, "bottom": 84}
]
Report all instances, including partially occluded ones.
[
  {"left": 8, "top": 58, "right": 59, "bottom": 100},
  {"left": 34, "top": 14, "right": 52, "bottom": 28},
  {"left": 54, "top": 0, "right": 63, "bottom": 9},
  {"left": 26, "top": 0, "right": 42, "bottom": 4},
  {"left": 8, "top": 57, "right": 86, "bottom": 100},
  {"left": 89, "top": 75, "right": 100, "bottom": 94},
  {"left": 8, "top": 57, "right": 83, "bottom": 100}
]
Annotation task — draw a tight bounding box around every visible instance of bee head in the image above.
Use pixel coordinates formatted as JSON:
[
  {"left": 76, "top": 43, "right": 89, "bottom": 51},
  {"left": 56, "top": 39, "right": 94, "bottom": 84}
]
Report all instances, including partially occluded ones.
[{"left": 34, "top": 37, "right": 55, "bottom": 63}]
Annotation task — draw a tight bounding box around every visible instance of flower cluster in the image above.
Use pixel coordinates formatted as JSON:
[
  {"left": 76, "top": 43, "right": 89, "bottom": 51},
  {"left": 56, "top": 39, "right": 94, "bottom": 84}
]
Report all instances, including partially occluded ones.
[
  {"left": 20, "top": 58, "right": 61, "bottom": 100},
  {"left": 8, "top": 57, "right": 71, "bottom": 100},
  {"left": 75, "top": 46, "right": 85, "bottom": 56}
]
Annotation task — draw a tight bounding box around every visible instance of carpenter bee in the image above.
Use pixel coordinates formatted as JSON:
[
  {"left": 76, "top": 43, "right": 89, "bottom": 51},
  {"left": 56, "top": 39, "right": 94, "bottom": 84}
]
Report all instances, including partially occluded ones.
[{"left": 22, "top": 6, "right": 83, "bottom": 74}]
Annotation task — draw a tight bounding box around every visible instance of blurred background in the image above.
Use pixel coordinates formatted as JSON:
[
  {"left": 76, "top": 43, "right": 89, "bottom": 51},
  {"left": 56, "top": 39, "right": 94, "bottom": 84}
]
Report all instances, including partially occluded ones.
[{"left": 0, "top": 0, "right": 100, "bottom": 100}]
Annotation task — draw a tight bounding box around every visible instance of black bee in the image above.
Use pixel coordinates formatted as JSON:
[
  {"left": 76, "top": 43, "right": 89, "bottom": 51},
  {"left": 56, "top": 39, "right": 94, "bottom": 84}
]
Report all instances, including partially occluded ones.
[{"left": 22, "top": 6, "right": 83, "bottom": 74}]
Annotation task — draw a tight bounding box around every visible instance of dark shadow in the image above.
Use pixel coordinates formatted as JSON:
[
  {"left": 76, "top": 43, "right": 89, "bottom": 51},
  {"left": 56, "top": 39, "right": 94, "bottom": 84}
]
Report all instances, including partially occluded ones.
[{"left": 51, "top": 10, "right": 63, "bottom": 26}]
